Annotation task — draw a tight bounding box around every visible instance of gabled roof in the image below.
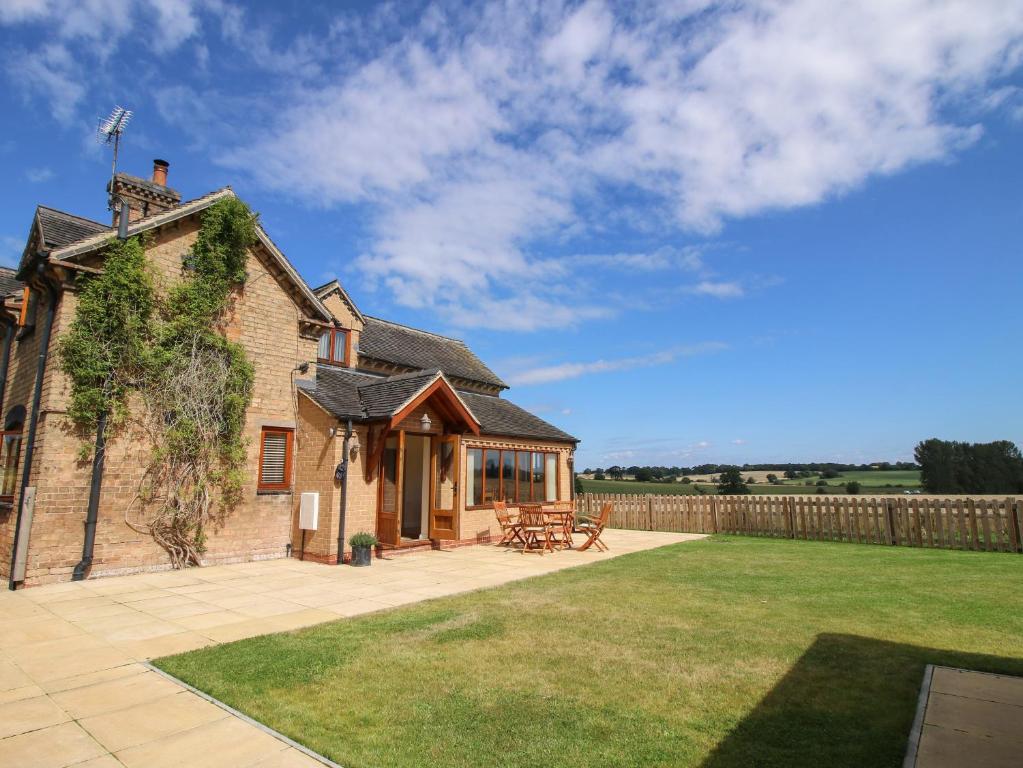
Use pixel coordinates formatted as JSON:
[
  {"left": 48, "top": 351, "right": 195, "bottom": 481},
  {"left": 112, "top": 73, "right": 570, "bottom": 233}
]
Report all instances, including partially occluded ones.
[
  {"left": 35, "top": 206, "right": 108, "bottom": 250},
  {"left": 44, "top": 188, "right": 332, "bottom": 323},
  {"left": 300, "top": 367, "right": 575, "bottom": 443},
  {"left": 359, "top": 316, "right": 507, "bottom": 389},
  {"left": 0, "top": 267, "right": 22, "bottom": 298},
  {"left": 313, "top": 279, "right": 365, "bottom": 324}
]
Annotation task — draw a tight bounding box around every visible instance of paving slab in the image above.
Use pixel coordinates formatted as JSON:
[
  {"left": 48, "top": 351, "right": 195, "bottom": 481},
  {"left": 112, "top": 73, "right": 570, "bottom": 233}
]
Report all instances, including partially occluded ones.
[
  {"left": 0, "top": 528, "right": 702, "bottom": 766},
  {"left": 907, "top": 665, "right": 1023, "bottom": 768}
]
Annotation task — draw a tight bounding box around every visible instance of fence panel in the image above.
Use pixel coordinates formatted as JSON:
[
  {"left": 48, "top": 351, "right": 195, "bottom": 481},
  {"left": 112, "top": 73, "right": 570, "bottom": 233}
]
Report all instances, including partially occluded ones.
[{"left": 579, "top": 492, "right": 1021, "bottom": 554}]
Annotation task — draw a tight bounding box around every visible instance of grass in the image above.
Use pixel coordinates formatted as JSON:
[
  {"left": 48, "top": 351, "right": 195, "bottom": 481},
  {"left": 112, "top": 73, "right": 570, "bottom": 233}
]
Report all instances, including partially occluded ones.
[
  {"left": 580, "top": 469, "right": 922, "bottom": 497},
  {"left": 155, "top": 538, "right": 1023, "bottom": 768}
]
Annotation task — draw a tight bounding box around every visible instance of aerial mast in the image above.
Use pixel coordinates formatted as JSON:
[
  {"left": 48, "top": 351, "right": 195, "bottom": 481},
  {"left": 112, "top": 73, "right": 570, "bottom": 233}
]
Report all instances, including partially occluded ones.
[{"left": 96, "top": 105, "right": 133, "bottom": 235}]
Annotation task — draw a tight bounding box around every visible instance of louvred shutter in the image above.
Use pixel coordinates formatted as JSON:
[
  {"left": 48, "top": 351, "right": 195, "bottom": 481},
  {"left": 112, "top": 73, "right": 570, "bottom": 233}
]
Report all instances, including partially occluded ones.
[{"left": 261, "top": 431, "right": 288, "bottom": 485}]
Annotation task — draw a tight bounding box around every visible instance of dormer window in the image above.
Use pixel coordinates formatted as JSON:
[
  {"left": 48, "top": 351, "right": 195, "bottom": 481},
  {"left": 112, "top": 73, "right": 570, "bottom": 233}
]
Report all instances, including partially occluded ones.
[{"left": 317, "top": 328, "right": 349, "bottom": 366}]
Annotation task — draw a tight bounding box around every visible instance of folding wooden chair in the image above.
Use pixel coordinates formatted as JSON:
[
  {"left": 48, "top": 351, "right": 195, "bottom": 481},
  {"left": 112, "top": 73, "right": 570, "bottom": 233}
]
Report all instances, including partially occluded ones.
[
  {"left": 519, "top": 504, "right": 554, "bottom": 555},
  {"left": 493, "top": 500, "right": 523, "bottom": 547},
  {"left": 577, "top": 502, "right": 612, "bottom": 552}
]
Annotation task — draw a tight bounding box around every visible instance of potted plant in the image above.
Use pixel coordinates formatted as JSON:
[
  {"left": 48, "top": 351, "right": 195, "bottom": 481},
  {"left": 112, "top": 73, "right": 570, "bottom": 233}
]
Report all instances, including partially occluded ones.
[{"left": 348, "top": 531, "right": 377, "bottom": 566}]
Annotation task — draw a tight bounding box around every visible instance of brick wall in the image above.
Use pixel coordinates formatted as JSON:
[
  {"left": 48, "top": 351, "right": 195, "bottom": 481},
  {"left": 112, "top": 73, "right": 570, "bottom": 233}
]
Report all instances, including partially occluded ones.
[{"left": 4, "top": 217, "right": 323, "bottom": 585}]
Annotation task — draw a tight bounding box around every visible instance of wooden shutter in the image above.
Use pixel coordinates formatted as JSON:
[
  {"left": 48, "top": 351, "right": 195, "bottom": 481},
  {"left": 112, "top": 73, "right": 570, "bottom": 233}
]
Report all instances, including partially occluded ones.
[{"left": 258, "top": 428, "right": 292, "bottom": 491}]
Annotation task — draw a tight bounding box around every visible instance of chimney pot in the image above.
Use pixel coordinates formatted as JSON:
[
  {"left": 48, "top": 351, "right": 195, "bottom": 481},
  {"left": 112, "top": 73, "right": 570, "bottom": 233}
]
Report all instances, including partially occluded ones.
[{"left": 152, "top": 159, "right": 169, "bottom": 186}]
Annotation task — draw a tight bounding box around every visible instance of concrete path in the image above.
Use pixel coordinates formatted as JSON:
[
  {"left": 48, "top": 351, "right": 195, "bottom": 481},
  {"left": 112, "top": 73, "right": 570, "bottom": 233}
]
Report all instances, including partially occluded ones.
[
  {"left": 907, "top": 665, "right": 1023, "bottom": 768},
  {"left": 0, "top": 529, "right": 702, "bottom": 767}
]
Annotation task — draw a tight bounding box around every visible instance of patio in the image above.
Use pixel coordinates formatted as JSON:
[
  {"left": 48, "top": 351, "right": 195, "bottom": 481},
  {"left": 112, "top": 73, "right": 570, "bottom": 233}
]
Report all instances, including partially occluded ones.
[{"left": 0, "top": 529, "right": 700, "bottom": 767}]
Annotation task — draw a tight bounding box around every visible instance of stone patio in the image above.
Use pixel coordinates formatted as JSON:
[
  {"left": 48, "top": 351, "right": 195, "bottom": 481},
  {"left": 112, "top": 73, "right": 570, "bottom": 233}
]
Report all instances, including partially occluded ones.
[
  {"left": 0, "top": 529, "right": 702, "bottom": 767},
  {"left": 906, "top": 665, "right": 1023, "bottom": 768}
]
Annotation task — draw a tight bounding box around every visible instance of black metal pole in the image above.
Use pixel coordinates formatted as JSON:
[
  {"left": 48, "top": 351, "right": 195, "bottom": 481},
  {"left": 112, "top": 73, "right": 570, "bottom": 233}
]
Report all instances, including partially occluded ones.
[
  {"left": 72, "top": 409, "right": 106, "bottom": 581},
  {"left": 336, "top": 419, "right": 353, "bottom": 564},
  {"left": 8, "top": 267, "right": 58, "bottom": 590}
]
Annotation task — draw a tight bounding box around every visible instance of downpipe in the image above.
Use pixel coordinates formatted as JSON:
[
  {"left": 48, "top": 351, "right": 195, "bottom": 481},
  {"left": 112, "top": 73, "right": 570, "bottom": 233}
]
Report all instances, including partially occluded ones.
[
  {"left": 335, "top": 418, "right": 353, "bottom": 564},
  {"left": 7, "top": 263, "right": 58, "bottom": 590},
  {"left": 72, "top": 409, "right": 106, "bottom": 581}
]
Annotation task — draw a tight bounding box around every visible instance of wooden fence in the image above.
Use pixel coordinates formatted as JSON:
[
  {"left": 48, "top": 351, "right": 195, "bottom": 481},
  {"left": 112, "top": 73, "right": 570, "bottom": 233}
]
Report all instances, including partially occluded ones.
[{"left": 574, "top": 493, "right": 1023, "bottom": 553}]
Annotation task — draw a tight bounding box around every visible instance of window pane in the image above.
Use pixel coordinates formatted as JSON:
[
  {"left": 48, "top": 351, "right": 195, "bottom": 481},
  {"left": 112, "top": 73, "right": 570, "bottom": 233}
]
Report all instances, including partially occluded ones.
[
  {"left": 317, "top": 331, "right": 330, "bottom": 360},
  {"left": 502, "top": 452, "right": 515, "bottom": 502},
  {"left": 531, "top": 453, "right": 544, "bottom": 503},
  {"left": 517, "top": 451, "right": 531, "bottom": 504},
  {"left": 466, "top": 449, "right": 483, "bottom": 506},
  {"left": 484, "top": 449, "right": 500, "bottom": 504},
  {"left": 260, "top": 431, "right": 288, "bottom": 485},
  {"left": 1, "top": 433, "right": 21, "bottom": 497},
  {"left": 545, "top": 454, "right": 557, "bottom": 501},
  {"left": 381, "top": 436, "right": 398, "bottom": 513},
  {"left": 332, "top": 330, "right": 347, "bottom": 363}
]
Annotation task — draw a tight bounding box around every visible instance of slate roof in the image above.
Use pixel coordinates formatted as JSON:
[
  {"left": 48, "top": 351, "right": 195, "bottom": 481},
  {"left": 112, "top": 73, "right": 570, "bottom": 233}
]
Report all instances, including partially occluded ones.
[
  {"left": 299, "top": 367, "right": 576, "bottom": 443},
  {"left": 0, "top": 268, "right": 21, "bottom": 297},
  {"left": 358, "top": 370, "right": 443, "bottom": 419},
  {"left": 359, "top": 316, "right": 507, "bottom": 389},
  {"left": 36, "top": 206, "right": 109, "bottom": 250},
  {"left": 459, "top": 391, "right": 578, "bottom": 443}
]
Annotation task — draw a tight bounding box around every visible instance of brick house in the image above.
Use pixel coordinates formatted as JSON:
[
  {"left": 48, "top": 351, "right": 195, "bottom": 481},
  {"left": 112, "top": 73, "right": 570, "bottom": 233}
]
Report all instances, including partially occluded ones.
[{"left": 0, "top": 162, "right": 577, "bottom": 587}]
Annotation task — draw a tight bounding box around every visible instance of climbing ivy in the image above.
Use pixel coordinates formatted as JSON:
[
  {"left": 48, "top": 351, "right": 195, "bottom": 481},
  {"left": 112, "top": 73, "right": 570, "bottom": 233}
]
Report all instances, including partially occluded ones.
[
  {"left": 58, "top": 235, "right": 156, "bottom": 431},
  {"left": 59, "top": 198, "right": 258, "bottom": 567}
]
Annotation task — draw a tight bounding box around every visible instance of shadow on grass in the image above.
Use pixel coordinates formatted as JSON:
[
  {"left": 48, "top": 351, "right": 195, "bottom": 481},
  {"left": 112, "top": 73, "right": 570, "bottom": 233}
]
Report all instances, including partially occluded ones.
[{"left": 700, "top": 633, "right": 1023, "bottom": 768}]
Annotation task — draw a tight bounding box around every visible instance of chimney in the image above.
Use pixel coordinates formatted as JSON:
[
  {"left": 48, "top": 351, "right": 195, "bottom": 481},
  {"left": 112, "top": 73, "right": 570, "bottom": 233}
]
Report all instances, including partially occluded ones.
[
  {"left": 109, "top": 157, "right": 181, "bottom": 227},
  {"left": 152, "top": 159, "right": 169, "bottom": 187}
]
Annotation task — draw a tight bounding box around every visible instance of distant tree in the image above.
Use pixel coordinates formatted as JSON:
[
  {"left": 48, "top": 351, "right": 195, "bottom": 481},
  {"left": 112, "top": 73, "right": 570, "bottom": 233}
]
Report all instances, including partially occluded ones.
[
  {"left": 816, "top": 479, "right": 828, "bottom": 487},
  {"left": 607, "top": 466, "right": 624, "bottom": 480},
  {"left": 915, "top": 438, "right": 1023, "bottom": 493},
  {"left": 821, "top": 468, "right": 841, "bottom": 479},
  {"left": 593, "top": 472, "right": 606, "bottom": 481},
  {"left": 582, "top": 468, "right": 593, "bottom": 475},
  {"left": 574, "top": 475, "right": 584, "bottom": 495},
  {"left": 845, "top": 480, "right": 861, "bottom": 495},
  {"left": 766, "top": 473, "right": 778, "bottom": 484},
  {"left": 680, "top": 476, "right": 692, "bottom": 484},
  {"left": 816, "top": 486, "right": 826, "bottom": 494},
  {"left": 745, "top": 476, "right": 756, "bottom": 484},
  {"left": 634, "top": 467, "right": 654, "bottom": 482},
  {"left": 717, "top": 467, "right": 749, "bottom": 495}
]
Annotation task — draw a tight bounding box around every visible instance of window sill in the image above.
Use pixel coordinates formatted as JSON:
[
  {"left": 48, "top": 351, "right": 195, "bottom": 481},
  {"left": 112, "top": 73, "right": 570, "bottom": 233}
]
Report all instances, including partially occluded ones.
[{"left": 257, "top": 488, "right": 293, "bottom": 496}]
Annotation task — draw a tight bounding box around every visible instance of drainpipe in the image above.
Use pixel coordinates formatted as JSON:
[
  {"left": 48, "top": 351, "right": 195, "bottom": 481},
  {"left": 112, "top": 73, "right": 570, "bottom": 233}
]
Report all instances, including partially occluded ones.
[
  {"left": 71, "top": 409, "right": 106, "bottom": 581},
  {"left": 336, "top": 418, "right": 353, "bottom": 564},
  {"left": 7, "top": 260, "right": 59, "bottom": 590},
  {"left": 72, "top": 216, "right": 129, "bottom": 582}
]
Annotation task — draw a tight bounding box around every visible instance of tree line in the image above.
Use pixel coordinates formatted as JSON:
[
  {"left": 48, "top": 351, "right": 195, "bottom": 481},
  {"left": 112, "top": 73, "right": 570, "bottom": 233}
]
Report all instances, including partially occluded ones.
[
  {"left": 915, "top": 439, "right": 1023, "bottom": 494},
  {"left": 583, "top": 461, "right": 917, "bottom": 481}
]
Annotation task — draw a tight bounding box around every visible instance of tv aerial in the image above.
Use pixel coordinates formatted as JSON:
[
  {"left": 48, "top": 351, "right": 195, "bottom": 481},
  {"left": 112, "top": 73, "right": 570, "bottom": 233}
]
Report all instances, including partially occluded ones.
[{"left": 97, "top": 105, "right": 133, "bottom": 210}]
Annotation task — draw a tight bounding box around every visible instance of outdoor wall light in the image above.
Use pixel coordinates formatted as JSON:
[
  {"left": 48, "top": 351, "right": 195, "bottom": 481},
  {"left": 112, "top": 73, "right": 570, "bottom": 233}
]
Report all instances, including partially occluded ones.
[
  {"left": 349, "top": 432, "right": 360, "bottom": 460},
  {"left": 420, "top": 413, "right": 432, "bottom": 431}
]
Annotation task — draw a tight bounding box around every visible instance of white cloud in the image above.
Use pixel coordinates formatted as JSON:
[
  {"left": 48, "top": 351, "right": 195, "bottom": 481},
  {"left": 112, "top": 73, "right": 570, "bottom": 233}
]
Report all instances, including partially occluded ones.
[
  {"left": 689, "top": 280, "right": 744, "bottom": 298},
  {"left": 224, "top": 0, "right": 1023, "bottom": 330},
  {"left": 506, "top": 341, "right": 727, "bottom": 386},
  {"left": 0, "top": 235, "right": 24, "bottom": 268},
  {"left": 731, "top": 438, "right": 746, "bottom": 445},
  {"left": 25, "top": 167, "right": 53, "bottom": 182}
]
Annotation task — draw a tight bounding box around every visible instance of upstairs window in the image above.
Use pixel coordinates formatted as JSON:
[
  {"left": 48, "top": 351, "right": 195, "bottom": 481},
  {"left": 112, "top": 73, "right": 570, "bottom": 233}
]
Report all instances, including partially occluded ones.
[
  {"left": 317, "top": 328, "right": 349, "bottom": 366},
  {"left": 258, "top": 427, "right": 293, "bottom": 492},
  {"left": 0, "top": 407, "right": 25, "bottom": 502}
]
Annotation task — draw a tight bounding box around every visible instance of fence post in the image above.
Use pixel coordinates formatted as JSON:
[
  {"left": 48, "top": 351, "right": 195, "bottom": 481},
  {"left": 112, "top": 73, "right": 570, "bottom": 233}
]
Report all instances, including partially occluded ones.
[
  {"left": 710, "top": 497, "right": 718, "bottom": 533},
  {"left": 885, "top": 499, "right": 897, "bottom": 545},
  {"left": 647, "top": 494, "right": 654, "bottom": 531},
  {"left": 1009, "top": 498, "right": 1021, "bottom": 554}
]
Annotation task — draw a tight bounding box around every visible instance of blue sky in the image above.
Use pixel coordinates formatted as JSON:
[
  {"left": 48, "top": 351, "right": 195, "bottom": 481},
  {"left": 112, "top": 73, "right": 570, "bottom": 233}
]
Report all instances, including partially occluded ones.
[{"left": 1, "top": 0, "right": 1022, "bottom": 469}]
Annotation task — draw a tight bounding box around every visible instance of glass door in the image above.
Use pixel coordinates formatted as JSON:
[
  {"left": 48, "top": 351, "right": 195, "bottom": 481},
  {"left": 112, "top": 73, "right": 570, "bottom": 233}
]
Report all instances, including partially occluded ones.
[{"left": 429, "top": 435, "right": 459, "bottom": 540}]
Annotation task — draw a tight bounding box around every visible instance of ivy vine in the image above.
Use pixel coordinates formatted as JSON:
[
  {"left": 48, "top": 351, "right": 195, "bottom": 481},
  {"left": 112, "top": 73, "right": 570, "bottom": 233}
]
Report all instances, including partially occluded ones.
[{"left": 59, "top": 198, "right": 257, "bottom": 567}]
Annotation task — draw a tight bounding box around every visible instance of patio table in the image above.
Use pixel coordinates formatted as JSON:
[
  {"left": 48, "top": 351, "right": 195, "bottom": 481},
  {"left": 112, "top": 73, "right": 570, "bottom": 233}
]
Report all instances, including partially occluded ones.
[{"left": 543, "top": 507, "right": 574, "bottom": 549}]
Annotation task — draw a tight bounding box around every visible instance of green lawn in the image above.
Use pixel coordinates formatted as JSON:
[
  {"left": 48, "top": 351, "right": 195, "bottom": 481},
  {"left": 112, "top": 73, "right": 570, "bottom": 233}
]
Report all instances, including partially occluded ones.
[{"left": 155, "top": 538, "right": 1023, "bottom": 768}]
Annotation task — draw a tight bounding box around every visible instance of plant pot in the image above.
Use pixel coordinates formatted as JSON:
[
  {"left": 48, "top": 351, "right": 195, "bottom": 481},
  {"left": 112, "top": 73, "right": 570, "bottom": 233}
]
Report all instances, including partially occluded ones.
[{"left": 351, "top": 545, "right": 372, "bottom": 567}]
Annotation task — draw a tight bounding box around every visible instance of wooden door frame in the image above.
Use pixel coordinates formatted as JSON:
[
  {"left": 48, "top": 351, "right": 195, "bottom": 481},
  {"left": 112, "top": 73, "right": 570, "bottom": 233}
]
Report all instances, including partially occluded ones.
[{"left": 429, "top": 434, "right": 460, "bottom": 540}]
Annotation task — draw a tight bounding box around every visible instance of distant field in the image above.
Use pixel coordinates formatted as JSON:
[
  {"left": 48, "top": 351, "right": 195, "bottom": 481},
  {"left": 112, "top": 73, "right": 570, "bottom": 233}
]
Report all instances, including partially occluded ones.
[{"left": 580, "top": 469, "right": 923, "bottom": 497}]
